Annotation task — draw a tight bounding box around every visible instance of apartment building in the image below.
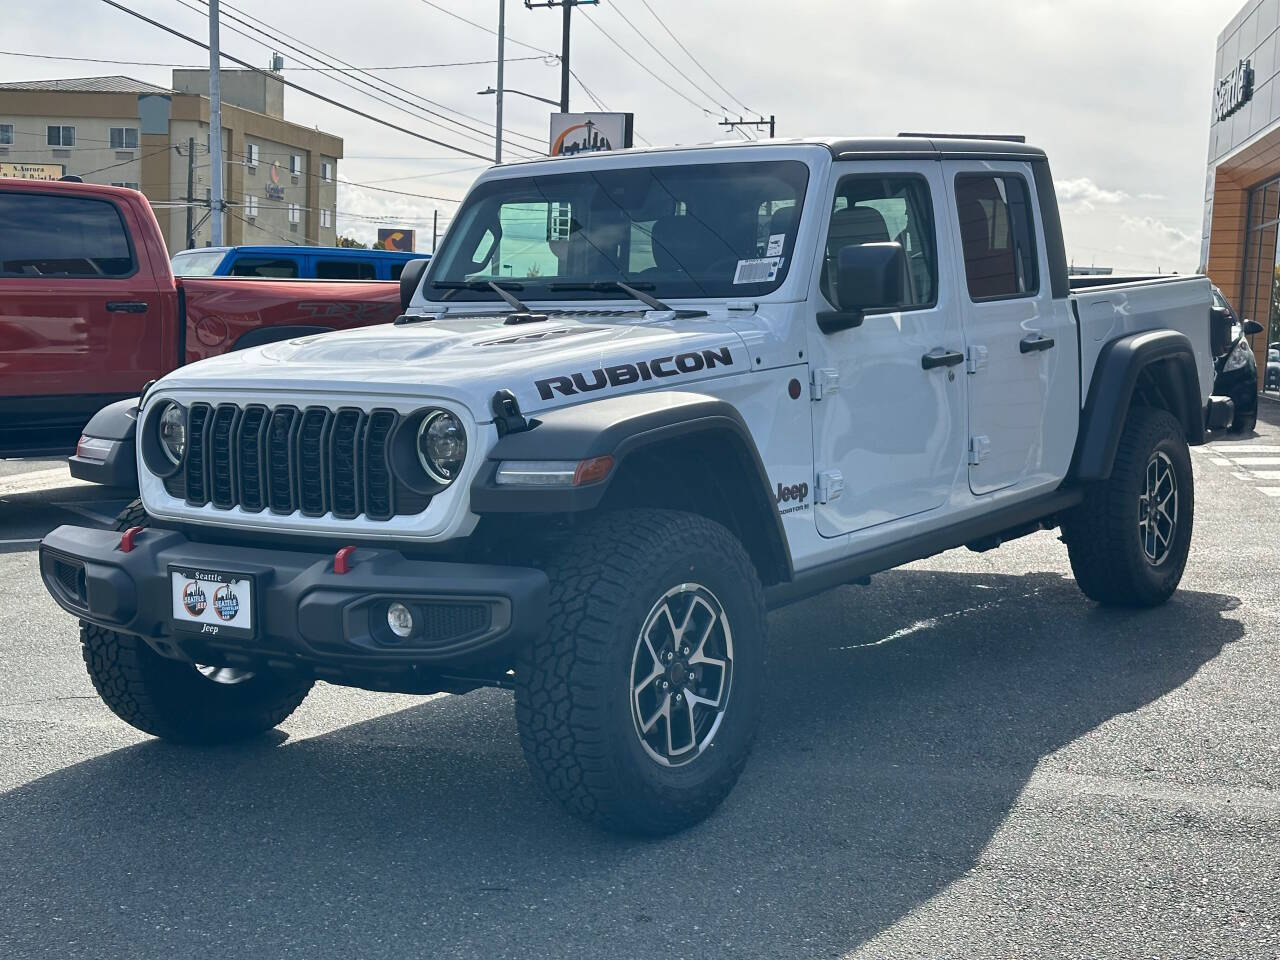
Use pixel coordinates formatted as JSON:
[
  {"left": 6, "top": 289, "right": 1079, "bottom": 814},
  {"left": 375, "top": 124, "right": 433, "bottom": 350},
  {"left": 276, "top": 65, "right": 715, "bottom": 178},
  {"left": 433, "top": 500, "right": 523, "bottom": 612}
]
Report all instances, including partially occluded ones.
[{"left": 0, "top": 69, "right": 341, "bottom": 253}]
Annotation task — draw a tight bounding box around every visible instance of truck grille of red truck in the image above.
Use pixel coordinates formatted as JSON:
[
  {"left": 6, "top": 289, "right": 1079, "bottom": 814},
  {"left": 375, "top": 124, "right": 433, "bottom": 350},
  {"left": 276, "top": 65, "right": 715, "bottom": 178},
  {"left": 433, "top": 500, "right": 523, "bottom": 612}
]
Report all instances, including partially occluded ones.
[{"left": 163, "top": 402, "right": 429, "bottom": 520}]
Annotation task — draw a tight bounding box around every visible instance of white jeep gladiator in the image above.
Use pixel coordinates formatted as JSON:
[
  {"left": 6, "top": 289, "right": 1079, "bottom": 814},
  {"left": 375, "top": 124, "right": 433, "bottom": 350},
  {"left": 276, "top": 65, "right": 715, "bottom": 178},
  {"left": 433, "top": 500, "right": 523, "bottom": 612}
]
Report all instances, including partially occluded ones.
[{"left": 40, "top": 136, "right": 1233, "bottom": 834}]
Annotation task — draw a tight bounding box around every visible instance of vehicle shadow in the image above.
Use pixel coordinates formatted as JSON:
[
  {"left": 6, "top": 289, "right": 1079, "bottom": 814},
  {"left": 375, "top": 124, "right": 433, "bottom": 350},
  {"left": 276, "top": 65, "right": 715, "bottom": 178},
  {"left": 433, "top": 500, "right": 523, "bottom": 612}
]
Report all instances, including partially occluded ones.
[{"left": 0, "top": 567, "right": 1242, "bottom": 959}]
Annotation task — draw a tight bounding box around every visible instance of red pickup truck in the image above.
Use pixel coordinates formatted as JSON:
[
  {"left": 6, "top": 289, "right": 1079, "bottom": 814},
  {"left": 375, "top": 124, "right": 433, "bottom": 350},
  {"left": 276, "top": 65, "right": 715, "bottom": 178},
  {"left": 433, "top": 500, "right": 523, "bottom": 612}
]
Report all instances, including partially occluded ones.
[{"left": 0, "top": 179, "right": 410, "bottom": 458}]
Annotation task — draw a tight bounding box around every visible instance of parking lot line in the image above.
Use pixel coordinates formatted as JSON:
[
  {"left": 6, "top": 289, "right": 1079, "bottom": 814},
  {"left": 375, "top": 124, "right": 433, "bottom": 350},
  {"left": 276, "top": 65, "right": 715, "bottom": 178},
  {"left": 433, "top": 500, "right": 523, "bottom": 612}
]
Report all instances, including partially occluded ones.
[
  {"left": 1225, "top": 456, "right": 1280, "bottom": 465},
  {"left": 1258, "top": 487, "right": 1280, "bottom": 497}
]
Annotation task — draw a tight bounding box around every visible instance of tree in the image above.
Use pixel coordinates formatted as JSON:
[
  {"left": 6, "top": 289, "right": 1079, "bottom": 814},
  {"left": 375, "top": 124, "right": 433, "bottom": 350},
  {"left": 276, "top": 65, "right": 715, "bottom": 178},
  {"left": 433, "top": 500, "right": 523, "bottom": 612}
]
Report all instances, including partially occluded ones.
[{"left": 336, "top": 235, "right": 367, "bottom": 249}]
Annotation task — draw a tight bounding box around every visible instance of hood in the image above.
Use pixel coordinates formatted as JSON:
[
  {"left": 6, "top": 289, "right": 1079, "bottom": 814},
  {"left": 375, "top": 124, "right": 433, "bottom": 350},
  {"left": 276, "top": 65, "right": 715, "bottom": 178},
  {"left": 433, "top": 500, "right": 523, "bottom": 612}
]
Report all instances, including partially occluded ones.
[{"left": 154, "top": 306, "right": 754, "bottom": 419}]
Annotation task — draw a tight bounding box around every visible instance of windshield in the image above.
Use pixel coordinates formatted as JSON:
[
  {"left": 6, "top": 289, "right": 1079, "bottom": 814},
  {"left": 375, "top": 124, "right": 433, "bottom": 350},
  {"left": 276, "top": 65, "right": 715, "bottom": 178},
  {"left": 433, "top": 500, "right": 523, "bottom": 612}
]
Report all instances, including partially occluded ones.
[
  {"left": 171, "top": 249, "right": 228, "bottom": 277},
  {"left": 427, "top": 159, "right": 810, "bottom": 302}
]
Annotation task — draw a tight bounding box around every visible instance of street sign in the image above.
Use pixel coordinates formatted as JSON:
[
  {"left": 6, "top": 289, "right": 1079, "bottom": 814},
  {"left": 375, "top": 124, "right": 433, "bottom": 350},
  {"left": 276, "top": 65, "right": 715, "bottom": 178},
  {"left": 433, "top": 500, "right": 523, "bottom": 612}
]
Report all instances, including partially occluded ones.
[
  {"left": 0, "top": 161, "right": 65, "bottom": 181},
  {"left": 377, "top": 229, "right": 416, "bottom": 252},
  {"left": 549, "top": 112, "right": 634, "bottom": 156}
]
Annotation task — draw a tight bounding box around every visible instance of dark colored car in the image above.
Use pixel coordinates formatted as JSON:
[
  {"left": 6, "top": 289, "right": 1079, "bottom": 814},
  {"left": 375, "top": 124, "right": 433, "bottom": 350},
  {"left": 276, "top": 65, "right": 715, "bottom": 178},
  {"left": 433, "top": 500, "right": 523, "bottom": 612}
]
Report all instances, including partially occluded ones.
[{"left": 1211, "top": 286, "right": 1262, "bottom": 432}]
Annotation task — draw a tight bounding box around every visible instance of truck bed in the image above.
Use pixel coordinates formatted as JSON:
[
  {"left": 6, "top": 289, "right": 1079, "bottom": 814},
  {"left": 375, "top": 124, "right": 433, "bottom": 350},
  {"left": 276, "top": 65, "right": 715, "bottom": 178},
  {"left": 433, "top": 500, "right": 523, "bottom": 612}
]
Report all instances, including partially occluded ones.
[{"left": 1069, "top": 274, "right": 1216, "bottom": 410}]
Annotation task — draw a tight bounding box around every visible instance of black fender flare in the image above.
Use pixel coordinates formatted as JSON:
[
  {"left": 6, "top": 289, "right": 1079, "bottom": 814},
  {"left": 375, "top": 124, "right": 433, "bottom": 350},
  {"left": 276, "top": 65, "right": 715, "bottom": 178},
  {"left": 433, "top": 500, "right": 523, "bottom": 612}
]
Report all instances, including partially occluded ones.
[
  {"left": 1073, "top": 329, "right": 1205, "bottom": 481},
  {"left": 231, "top": 324, "right": 332, "bottom": 351},
  {"left": 470, "top": 391, "right": 793, "bottom": 581},
  {"left": 67, "top": 397, "right": 140, "bottom": 489}
]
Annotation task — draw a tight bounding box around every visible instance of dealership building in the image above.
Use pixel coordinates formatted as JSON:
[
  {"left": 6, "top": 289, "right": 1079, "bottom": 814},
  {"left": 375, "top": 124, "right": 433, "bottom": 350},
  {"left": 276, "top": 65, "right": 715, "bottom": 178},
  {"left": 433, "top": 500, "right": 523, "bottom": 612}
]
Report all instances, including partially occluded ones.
[
  {"left": 1203, "top": 0, "right": 1280, "bottom": 381},
  {"left": 0, "top": 69, "right": 341, "bottom": 253}
]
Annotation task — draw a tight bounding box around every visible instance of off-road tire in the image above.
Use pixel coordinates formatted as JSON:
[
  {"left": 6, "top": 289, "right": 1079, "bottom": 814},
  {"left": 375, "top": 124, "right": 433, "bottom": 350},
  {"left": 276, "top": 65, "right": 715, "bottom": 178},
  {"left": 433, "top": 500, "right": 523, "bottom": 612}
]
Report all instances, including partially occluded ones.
[
  {"left": 1063, "top": 408, "right": 1193, "bottom": 607},
  {"left": 79, "top": 500, "right": 313, "bottom": 744},
  {"left": 514, "top": 509, "right": 766, "bottom": 835}
]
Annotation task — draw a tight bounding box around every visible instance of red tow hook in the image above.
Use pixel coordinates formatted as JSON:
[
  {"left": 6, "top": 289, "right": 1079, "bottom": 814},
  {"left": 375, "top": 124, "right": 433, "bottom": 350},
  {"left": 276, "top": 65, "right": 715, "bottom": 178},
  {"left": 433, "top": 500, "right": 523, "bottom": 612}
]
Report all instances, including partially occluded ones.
[
  {"left": 118, "top": 525, "right": 145, "bottom": 553},
  {"left": 333, "top": 545, "right": 357, "bottom": 575}
]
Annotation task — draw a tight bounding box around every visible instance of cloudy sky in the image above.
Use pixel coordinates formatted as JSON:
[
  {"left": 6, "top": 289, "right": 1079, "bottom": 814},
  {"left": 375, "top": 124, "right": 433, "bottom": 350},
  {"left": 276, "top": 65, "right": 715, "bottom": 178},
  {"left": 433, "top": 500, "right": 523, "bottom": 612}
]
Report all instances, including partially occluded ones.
[{"left": 2, "top": 0, "right": 1245, "bottom": 270}]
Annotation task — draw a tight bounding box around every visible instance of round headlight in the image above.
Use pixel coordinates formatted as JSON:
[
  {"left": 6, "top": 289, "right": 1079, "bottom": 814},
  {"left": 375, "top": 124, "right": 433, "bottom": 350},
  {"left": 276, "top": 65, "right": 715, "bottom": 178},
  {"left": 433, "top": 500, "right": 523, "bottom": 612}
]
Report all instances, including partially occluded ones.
[
  {"left": 158, "top": 402, "right": 186, "bottom": 464},
  {"left": 416, "top": 409, "right": 467, "bottom": 484}
]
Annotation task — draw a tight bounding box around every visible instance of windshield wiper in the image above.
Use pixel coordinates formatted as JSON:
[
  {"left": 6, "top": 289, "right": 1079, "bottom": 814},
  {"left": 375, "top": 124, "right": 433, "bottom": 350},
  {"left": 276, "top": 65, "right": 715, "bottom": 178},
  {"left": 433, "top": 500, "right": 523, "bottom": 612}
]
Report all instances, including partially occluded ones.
[
  {"left": 548, "top": 279, "right": 707, "bottom": 319},
  {"left": 429, "top": 279, "right": 536, "bottom": 316},
  {"left": 430, "top": 279, "right": 526, "bottom": 291}
]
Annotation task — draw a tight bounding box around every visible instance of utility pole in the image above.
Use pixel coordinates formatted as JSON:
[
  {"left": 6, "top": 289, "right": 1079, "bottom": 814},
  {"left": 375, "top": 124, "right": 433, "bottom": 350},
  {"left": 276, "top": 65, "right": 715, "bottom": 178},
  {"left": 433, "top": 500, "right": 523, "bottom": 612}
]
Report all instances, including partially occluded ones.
[
  {"left": 184, "top": 136, "right": 196, "bottom": 249},
  {"left": 208, "top": 0, "right": 224, "bottom": 245},
  {"left": 719, "top": 115, "right": 776, "bottom": 139},
  {"left": 524, "top": 0, "right": 598, "bottom": 112},
  {"left": 432, "top": 210, "right": 438, "bottom": 253},
  {"left": 495, "top": 0, "right": 505, "bottom": 163}
]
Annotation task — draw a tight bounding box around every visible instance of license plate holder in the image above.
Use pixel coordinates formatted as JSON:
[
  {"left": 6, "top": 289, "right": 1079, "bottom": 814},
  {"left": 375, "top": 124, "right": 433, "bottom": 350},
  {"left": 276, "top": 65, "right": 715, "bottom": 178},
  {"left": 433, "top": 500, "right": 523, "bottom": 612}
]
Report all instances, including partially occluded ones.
[{"left": 169, "top": 566, "right": 256, "bottom": 641}]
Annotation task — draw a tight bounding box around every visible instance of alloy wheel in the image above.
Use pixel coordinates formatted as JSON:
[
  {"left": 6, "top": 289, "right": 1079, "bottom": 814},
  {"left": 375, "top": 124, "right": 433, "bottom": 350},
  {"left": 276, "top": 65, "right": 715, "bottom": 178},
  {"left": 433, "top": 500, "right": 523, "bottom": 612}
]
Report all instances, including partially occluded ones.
[
  {"left": 1138, "top": 450, "right": 1178, "bottom": 566},
  {"left": 629, "top": 583, "right": 734, "bottom": 767}
]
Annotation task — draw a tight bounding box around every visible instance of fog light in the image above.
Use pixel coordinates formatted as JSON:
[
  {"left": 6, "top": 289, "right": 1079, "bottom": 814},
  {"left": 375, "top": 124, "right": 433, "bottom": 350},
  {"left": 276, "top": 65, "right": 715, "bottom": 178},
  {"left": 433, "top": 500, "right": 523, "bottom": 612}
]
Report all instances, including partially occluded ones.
[{"left": 387, "top": 602, "right": 414, "bottom": 639}]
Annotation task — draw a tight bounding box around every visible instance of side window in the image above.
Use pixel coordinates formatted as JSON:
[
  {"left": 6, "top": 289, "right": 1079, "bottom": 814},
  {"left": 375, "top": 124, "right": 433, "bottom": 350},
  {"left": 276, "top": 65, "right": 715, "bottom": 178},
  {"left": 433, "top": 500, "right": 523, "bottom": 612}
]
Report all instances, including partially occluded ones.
[
  {"left": 821, "top": 175, "right": 937, "bottom": 309},
  {"left": 316, "top": 259, "right": 376, "bottom": 280},
  {"left": 228, "top": 257, "right": 299, "bottom": 278},
  {"left": 954, "top": 174, "right": 1038, "bottom": 300},
  {"left": 0, "top": 192, "right": 134, "bottom": 277}
]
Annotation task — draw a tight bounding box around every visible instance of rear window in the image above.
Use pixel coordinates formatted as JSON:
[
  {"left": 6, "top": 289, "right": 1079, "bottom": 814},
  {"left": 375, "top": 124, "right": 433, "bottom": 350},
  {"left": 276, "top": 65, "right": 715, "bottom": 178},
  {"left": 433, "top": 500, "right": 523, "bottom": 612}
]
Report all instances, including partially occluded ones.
[
  {"left": 171, "top": 249, "right": 227, "bottom": 277},
  {"left": 0, "top": 192, "right": 134, "bottom": 278},
  {"left": 229, "top": 256, "right": 299, "bottom": 278},
  {"left": 955, "top": 174, "right": 1038, "bottom": 301},
  {"left": 316, "top": 259, "right": 377, "bottom": 280}
]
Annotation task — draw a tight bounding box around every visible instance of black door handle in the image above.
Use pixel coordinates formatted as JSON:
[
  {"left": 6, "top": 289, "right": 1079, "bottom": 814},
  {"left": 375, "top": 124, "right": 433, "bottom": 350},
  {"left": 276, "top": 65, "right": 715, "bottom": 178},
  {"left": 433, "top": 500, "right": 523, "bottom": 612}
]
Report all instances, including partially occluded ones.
[
  {"left": 1019, "top": 333, "right": 1055, "bottom": 353},
  {"left": 106, "top": 300, "right": 148, "bottom": 313},
  {"left": 921, "top": 348, "right": 964, "bottom": 370}
]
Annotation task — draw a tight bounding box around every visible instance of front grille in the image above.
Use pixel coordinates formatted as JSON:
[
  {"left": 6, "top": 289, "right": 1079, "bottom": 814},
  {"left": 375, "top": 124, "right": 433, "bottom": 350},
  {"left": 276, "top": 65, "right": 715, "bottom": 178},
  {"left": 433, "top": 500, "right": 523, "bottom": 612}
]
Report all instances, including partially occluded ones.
[{"left": 167, "top": 402, "right": 421, "bottom": 520}]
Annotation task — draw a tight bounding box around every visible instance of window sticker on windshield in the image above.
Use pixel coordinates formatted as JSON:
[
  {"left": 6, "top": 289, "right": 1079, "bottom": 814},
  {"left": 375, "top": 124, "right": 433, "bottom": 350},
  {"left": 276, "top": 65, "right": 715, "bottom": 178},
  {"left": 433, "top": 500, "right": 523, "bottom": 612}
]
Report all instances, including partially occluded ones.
[
  {"left": 766, "top": 234, "right": 785, "bottom": 257},
  {"left": 733, "top": 256, "right": 783, "bottom": 285}
]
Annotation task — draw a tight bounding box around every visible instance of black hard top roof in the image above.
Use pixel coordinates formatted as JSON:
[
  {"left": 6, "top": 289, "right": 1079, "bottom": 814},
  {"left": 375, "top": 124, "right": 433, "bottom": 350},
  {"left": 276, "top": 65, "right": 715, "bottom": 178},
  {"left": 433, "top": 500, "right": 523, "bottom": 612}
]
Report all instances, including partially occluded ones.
[
  {"left": 823, "top": 136, "right": 1047, "bottom": 162},
  {"left": 496, "top": 135, "right": 1047, "bottom": 170}
]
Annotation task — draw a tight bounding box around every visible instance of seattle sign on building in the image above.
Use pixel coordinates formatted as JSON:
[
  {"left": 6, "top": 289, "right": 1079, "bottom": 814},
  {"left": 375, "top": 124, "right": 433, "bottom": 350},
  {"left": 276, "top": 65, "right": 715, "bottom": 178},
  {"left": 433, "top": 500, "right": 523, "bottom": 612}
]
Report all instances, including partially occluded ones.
[{"left": 1216, "top": 57, "right": 1254, "bottom": 122}]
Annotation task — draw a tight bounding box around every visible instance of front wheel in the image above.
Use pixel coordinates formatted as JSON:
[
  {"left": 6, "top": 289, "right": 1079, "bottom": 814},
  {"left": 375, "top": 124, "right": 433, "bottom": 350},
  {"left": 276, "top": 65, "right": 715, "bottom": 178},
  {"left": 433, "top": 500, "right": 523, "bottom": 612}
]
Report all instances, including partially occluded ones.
[
  {"left": 79, "top": 500, "right": 314, "bottom": 744},
  {"left": 515, "top": 509, "right": 766, "bottom": 835},
  {"left": 1062, "top": 408, "right": 1194, "bottom": 607}
]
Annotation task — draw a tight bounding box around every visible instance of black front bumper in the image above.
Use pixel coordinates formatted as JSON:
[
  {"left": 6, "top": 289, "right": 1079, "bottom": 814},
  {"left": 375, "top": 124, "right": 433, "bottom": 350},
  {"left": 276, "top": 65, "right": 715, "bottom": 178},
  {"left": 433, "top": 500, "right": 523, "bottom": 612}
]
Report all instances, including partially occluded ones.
[{"left": 39, "top": 525, "right": 549, "bottom": 684}]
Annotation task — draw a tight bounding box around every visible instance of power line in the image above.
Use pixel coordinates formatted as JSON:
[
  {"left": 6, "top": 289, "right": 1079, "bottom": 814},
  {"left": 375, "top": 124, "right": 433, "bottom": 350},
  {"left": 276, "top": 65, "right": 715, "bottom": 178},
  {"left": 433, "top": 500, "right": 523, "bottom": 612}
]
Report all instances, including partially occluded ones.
[
  {"left": 415, "top": 0, "right": 557, "bottom": 56},
  {"left": 223, "top": 147, "right": 468, "bottom": 203},
  {"left": 98, "top": 0, "right": 494, "bottom": 161},
  {"left": 634, "top": 0, "right": 756, "bottom": 115},
  {"left": 208, "top": 0, "right": 548, "bottom": 150},
  {"left": 171, "top": 0, "right": 543, "bottom": 156},
  {"left": 577, "top": 7, "right": 717, "bottom": 117},
  {"left": 0, "top": 49, "right": 550, "bottom": 71},
  {"left": 606, "top": 1, "right": 732, "bottom": 114}
]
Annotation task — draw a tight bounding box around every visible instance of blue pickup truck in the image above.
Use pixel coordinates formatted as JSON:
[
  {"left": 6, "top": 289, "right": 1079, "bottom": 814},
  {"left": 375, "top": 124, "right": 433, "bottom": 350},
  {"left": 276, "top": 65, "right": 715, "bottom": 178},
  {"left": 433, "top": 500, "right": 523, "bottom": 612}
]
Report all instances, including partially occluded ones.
[{"left": 170, "top": 244, "right": 425, "bottom": 281}]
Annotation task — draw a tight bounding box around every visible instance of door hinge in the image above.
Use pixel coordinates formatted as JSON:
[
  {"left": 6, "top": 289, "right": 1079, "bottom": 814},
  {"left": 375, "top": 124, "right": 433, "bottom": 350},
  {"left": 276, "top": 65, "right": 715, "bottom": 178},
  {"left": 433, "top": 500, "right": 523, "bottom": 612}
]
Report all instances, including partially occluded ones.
[
  {"left": 815, "top": 469, "right": 844, "bottom": 504},
  {"left": 965, "top": 344, "right": 988, "bottom": 375},
  {"left": 810, "top": 368, "right": 840, "bottom": 401},
  {"left": 968, "top": 436, "right": 991, "bottom": 466}
]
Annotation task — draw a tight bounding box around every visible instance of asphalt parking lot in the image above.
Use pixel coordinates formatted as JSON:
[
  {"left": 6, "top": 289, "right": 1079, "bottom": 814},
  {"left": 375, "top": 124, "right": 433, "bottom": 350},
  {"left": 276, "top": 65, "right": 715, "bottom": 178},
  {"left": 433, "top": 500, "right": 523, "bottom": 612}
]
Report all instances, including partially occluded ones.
[{"left": 2, "top": 412, "right": 1279, "bottom": 960}]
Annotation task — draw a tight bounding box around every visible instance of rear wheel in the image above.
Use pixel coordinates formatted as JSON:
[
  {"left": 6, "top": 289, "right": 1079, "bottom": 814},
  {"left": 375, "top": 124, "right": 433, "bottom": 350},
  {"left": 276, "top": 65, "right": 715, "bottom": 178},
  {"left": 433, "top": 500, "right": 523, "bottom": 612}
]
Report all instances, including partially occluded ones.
[
  {"left": 79, "top": 500, "right": 313, "bottom": 744},
  {"left": 514, "top": 509, "right": 766, "bottom": 835},
  {"left": 1062, "top": 408, "right": 1193, "bottom": 607}
]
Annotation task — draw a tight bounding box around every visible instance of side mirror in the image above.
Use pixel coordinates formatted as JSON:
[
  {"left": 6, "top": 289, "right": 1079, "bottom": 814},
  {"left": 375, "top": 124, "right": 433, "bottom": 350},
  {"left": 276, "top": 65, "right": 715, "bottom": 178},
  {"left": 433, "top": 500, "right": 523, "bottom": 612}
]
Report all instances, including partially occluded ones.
[
  {"left": 1210, "top": 305, "right": 1233, "bottom": 357},
  {"left": 1244, "top": 318, "right": 1264, "bottom": 336},
  {"left": 399, "top": 258, "right": 430, "bottom": 313},
  {"left": 818, "top": 242, "right": 906, "bottom": 334}
]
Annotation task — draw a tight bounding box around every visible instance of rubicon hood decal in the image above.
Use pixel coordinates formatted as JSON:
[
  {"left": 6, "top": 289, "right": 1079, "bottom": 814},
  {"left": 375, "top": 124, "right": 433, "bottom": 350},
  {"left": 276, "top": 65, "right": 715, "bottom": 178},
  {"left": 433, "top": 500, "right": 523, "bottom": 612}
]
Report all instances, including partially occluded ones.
[
  {"left": 535, "top": 347, "right": 735, "bottom": 400},
  {"left": 153, "top": 308, "right": 752, "bottom": 420}
]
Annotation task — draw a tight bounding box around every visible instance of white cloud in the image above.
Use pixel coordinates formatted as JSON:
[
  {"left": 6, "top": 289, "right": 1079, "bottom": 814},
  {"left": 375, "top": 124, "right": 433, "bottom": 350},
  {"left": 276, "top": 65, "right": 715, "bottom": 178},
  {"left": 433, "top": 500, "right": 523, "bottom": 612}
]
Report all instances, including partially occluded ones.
[
  {"left": 1121, "top": 215, "right": 1200, "bottom": 250},
  {"left": 1055, "top": 178, "right": 1129, "bottom": 209}
]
